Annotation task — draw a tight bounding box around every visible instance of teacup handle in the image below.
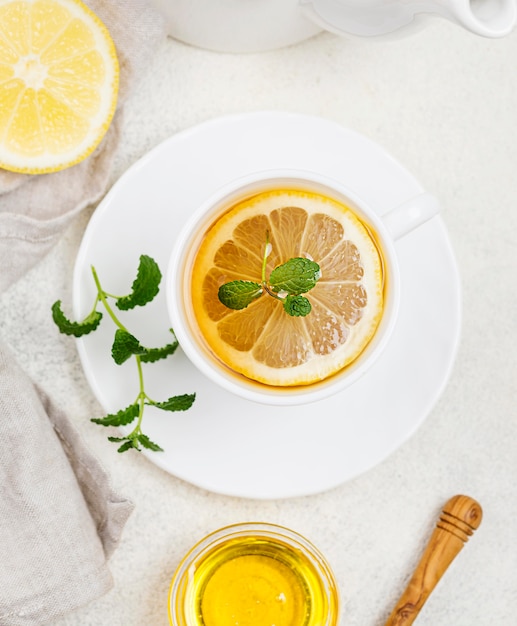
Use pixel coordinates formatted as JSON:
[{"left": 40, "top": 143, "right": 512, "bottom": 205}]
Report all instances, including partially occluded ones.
[{"left": 382, "top": 193, "right": 440, "bottom": 241}]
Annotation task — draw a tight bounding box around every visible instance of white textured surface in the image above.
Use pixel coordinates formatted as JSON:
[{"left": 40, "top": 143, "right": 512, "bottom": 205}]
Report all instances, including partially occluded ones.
[{"left": 1, "top": 16, "right": 516, "bottom": 626}]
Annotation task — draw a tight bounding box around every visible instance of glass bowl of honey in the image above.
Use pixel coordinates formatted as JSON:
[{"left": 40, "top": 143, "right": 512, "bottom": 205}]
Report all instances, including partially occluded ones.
[{"left": 168, "top": 522, "right": 340, "bottom": 626}]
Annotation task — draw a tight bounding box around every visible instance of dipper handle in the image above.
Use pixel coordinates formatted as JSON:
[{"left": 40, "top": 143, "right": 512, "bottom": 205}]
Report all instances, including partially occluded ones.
[{"left": 384, "top": 495, "right": 482, "bottom": 626}]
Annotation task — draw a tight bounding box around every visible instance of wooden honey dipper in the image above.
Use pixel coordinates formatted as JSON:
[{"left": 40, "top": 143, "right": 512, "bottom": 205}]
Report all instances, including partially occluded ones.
[{"left": 385, "top": 495, "right": 483, "bottom": 625}]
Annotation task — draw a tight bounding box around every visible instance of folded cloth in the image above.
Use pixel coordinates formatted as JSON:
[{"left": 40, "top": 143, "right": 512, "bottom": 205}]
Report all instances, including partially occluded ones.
[
  {"left": 0, "top": 1, "right": 166, "bottom": 624},
  {"left": 0, "top": 343, "right": 134, "bottom": 625}
]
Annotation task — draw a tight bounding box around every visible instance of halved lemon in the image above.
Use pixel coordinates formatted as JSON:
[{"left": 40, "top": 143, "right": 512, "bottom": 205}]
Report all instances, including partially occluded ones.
[
  {"left": 0, "top": 0, "right": 119, "bottom": 174},
  {"left": 191, "top": 188, "right": 385, "bottom": 387}
]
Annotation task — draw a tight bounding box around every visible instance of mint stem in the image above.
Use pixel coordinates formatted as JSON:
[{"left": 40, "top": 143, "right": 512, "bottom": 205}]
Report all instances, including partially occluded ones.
[
  {"left": 91, "top": 265, "right": 126, "bottom": 331},
  {"left": 261, "top": 230, "right": 270, "bottom": 284},
  {"left": 262, "top": 283, "right": 283, "bottom": 300},
  {"left": 91, "top": 265, "right": 149, "bottom": 444},
  {"left": 130, "top": 356, "right": 146, "bottom": 440},
  {"left": 260, "top": 231, "right": 282, "bottom": 301}
]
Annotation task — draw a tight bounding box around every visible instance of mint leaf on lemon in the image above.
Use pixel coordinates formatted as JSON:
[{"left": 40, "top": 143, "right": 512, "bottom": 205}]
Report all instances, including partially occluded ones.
[
  {"left": 51, "top": 255, "right": 195, "bottom": 454},
  {"left": 218, "top": 280, "right": 263, "bottom": 310},
  {"left": 218, "top": 232, "right": 320, "bottom": 317},
  {"left": 283, "top": 294, "right": 312, "bottom": 317},
  {"left": 270, "top": 257, "right": 320, "bottom": 295}
]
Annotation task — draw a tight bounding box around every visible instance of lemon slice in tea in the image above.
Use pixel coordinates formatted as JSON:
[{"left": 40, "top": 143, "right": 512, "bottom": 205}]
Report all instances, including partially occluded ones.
[
  {"left": 0, "top": 0, "right": 119, "bottom": 174},
  {"left": 191, "top": 188, "right": 385, "bottom": 387}
]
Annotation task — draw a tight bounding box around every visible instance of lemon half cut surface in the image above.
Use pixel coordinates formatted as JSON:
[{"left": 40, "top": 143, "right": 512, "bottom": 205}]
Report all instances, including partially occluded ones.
[
  {"left": 191, "top": 188, "right": 385, "bottom": 388},
  {"left": 0, "top": 0, "right": 119, "bottom": 174}
]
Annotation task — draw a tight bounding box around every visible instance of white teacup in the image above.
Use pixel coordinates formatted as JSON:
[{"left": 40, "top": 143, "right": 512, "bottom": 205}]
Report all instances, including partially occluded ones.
[{"left": 166, "top": 169, "right": 439, "bottom": 406}]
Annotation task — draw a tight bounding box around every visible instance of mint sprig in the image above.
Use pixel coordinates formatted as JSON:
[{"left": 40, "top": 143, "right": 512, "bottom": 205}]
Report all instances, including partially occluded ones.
[
  {"left": 52, "top": 254, "right": 195, "bottom": 453},
  {"left": 218, "top": 231, "right": 320, "bottom": 317}
]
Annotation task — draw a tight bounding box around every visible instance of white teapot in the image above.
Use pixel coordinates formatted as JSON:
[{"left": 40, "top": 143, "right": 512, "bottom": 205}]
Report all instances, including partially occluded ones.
[{"left": 150, "top": 0, "right": 517, "bottom": 53}]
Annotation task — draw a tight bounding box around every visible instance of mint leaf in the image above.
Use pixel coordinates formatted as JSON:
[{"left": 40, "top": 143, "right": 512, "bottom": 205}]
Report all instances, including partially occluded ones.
[
  {"left": 51, "top": 300, "right": 102, "bottom": 337},
  {"left": 269, "top": 258, "right": 320, "bottom": 295},
  {"left": 107, "top": 433, "right": 163, "bottom": 453},
  {"left": 111, "top": 329, "right": 146, "bottom": 364},
  {"left": 283, "top": 294, "right": 312, "bottom": 317},
  {"left": 140, "top": 335, "right": 179, "bottom": 363},
  {"left": 152, "top": 393, "right": 196, "bottom": 412},
  {"left": 116, "top": 255, "right": 161, "bottom": 310},
  {"left": 91, "top": 403, "right": 140, "bottom": 426},
  {"left": 115, "top": 439, "right": 136, "bottom": 453},
  {"left": 137, "top": 433, "right": 163, "bottom": 452},
  {"left": 112, "top": 329, "right": 178, "bottom": 365},
  {"left": 218, "top": 280, "right": 262, "bottom": 310}
]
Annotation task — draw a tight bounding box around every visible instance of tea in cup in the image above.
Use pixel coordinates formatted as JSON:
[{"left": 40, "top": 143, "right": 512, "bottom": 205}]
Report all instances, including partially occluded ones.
[
  {"left": 166, "top": 169, "right": 439, "bottom": 405},
  {"left": 168, "top": 522, "right": 339, "bottom": 626}
]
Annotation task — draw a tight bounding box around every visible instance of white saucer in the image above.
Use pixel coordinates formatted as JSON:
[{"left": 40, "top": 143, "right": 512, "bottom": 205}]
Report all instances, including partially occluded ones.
[{"left": 73, "top": 112, "right": 461, "bottom": 499}]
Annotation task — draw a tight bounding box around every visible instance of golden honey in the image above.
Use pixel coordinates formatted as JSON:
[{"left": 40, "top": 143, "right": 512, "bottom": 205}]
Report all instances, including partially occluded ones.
[{"left": 169, "top": 523, "right": 339, "bottom": 626}]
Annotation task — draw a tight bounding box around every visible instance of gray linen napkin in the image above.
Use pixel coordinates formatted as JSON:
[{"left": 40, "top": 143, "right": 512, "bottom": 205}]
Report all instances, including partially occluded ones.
[
  {"left": 0, "top": 343, "right": 132, "bottom": 625},
  {"left": 0, "top": 1, "right": 166, "bottom": 624}
]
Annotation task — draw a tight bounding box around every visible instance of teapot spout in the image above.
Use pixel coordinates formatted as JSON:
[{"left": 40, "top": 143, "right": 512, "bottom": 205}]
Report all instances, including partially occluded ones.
[
  {"left": 425, "top": 0, "right": 516, "bottom": 38},
  {"left": 301, "top": 0, "right": 516, "bottom": 39}
]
